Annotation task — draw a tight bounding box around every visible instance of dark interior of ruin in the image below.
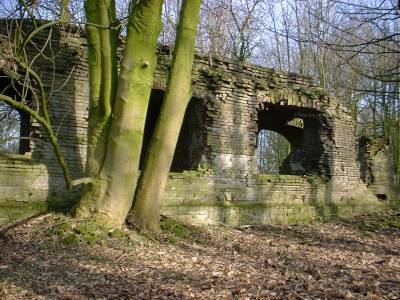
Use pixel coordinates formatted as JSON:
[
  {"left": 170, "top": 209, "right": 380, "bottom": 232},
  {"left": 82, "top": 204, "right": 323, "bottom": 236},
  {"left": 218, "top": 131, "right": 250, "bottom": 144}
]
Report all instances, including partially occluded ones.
[{"left": 139, "top": 89, "right": 206, "bottom": 172}]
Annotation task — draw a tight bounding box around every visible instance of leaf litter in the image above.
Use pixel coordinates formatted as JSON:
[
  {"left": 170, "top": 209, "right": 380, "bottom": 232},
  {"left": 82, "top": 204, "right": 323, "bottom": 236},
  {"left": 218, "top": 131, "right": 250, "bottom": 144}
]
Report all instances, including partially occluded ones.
[{"left": 0, "top": 209, "right": 399, "bottom": 299}]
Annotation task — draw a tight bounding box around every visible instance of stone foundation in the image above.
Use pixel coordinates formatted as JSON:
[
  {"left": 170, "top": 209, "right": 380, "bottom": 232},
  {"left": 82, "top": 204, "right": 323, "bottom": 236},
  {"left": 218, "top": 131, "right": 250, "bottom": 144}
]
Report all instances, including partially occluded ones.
[
  {"left": 161, "top": 172, "right": 382, "bottom": 225},
  {"left": 0, "top": 157, "right": 382, "bottom": 225}
]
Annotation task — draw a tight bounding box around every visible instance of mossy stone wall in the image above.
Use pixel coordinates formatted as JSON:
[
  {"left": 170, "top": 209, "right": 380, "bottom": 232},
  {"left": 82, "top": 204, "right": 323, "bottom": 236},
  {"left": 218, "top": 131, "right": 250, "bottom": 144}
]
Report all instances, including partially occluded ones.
[
  {"left": 0, "top": 20, "right": 391, "bottom": 225},
  {"left": 161, "top": 172, "right": 383, "bottom": 225}
]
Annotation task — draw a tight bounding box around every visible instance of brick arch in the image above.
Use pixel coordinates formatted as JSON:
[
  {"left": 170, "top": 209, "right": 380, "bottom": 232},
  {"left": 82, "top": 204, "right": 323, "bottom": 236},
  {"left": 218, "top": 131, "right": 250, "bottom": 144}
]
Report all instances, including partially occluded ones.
[
  {"left": 257, "top": 103, "right": 305, "bottom": 147},
  {"left": 257, "top": 101, "right": 333, "bottom": 176}
]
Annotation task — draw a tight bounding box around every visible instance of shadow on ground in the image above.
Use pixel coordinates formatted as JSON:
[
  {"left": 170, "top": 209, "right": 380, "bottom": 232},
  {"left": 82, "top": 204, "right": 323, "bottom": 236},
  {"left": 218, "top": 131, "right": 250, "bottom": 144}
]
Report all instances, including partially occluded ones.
[{"left": 0, "top": 211, "right": 399, "bottom": 299}]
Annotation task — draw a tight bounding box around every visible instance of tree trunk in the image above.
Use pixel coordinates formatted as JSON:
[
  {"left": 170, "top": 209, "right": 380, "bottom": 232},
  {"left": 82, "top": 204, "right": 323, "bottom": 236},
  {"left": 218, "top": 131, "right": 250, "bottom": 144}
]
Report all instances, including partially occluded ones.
[
  {"left": 96, "top": 0, "right": 163, "bottom": 226},
  {"left": 131, "top": 0, "right": 202, "bottom": 232},
  {"left": 75, "top": 0, "right": 118, "bottom": 219},
  {"left": 76, "top": 0, "right": 163, "bottom": 227}
]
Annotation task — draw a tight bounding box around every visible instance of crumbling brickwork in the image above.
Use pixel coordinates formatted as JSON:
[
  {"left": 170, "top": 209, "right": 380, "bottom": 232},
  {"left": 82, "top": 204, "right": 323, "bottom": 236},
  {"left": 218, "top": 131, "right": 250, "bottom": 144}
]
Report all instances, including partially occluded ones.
[
  {"left": 0, "top": 21, "right": 392, "bottom": 225},
  {"left": 359, "top": 137, "right": 395, "bottom": 201}
]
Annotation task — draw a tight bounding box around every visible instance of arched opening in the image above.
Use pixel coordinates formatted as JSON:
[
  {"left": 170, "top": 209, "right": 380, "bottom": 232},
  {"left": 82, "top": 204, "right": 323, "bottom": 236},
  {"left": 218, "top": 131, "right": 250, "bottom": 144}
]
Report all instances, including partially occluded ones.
[
  {"left": 257, "top": 102, "right": 327, "bottom": 176},
  {"left": 139, "top": 89, "right": 206, "bottom": 172},
  {"left": 0, "top": 73, "right": 31, "bottom": 154}
]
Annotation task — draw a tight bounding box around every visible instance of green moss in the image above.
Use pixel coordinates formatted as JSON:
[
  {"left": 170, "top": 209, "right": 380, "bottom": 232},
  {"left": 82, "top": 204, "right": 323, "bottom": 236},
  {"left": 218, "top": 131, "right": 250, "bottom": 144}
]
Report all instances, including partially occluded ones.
[
  {"left": 0, "top": 202, "right": 48, "bottom": 226},
  {"left": 167, "top": 235, "right": 177, "bottom": 244},
  {"left": 45, "top": 217, "right": 113, "bottom": 246},
  {"left": 162, "top": 200, "right": 384, "bottom": 226},
  {"left": 0, "top": 198, "right": 74, "bottom": 225},
  {"left": 74, "top": 221, "right": 101, "bottom": 235},
  {"left": 61, "top": 233, "right": 78, "bottom": 245},
  {"left": 160, "top": 216, "right": 210, "bottom": 244},
  {"left": 388, "top": 197, "right": 400, "bottom": 209},
  {"left": 108, "top": 228, "right": 126, "bottom": 238},
  {"left": 160, "top": 217, "right": 190, "bottom": 238},
  {"left": 84, "top": 234, "right": 102, "bottom": 246},
  {"left": 52, "top": 222, "right": 72, "bottom": 236},
  {"left": 390, "top": 218, "right": 400, "bottom": 228},
  {"left": 337, "top": 209, "right": 400, "bottom": 232},
  {"left": 378, "top": 221, "right": 390, "bottom": 229}
]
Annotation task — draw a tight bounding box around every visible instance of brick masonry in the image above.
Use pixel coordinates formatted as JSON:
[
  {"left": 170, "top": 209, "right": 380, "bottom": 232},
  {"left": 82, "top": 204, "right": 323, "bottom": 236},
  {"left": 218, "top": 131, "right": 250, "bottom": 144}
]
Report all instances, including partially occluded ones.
[
  {"left": 0, "top": 21, "right": 395, "bottom": 225},
  {"left": 359, "top": 137, "right": 396, "bottom": 201}
]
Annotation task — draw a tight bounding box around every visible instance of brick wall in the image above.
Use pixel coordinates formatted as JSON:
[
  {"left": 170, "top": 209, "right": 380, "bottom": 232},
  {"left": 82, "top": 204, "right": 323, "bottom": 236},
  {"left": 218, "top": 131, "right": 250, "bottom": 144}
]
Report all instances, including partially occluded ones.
[
  {"left": 359, "top": 137, "right": 396, "bottom": 201},
  {"left": 0, "top": 20, "right": 389, "bottom": 225}
]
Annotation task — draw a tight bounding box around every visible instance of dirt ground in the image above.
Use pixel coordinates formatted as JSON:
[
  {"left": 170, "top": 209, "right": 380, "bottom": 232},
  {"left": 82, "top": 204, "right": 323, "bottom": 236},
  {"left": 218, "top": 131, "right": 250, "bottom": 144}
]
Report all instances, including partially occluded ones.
[{"left": 0, "top": 210, "right": 399, "bottom": 299}]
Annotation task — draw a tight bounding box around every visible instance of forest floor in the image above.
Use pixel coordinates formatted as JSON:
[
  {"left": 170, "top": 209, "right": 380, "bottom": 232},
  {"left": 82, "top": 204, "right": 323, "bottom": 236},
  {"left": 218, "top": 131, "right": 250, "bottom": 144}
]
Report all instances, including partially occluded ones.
[{"left": 0, "top": 209, "right": 400, "bottom": 299}]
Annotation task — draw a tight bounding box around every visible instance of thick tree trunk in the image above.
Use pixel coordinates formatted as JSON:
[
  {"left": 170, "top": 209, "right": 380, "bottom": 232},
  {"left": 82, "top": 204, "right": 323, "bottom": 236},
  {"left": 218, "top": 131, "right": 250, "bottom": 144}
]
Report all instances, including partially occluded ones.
[
  {"left": 76, "top": 0, "right": 163, "bottom": 227},
  {"left": 75, "top": 0, "right": 118, "bottom": 219},
  {"left": 132, "top": 0, "right": 202, "bottom": 232},
  {"left": 84, "top": 0, "right": 118, "bottom": 178},
  {"left": 94, "top": 0, "right": 163, "bottom": 226}
]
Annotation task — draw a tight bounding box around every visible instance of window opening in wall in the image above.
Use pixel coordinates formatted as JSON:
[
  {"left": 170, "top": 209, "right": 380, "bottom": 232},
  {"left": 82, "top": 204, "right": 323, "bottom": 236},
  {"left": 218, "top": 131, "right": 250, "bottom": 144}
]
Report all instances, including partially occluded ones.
[
  {"left": 256, "top": 129, "right": 290, "bottom": 174},
  {"left": 140, "top": 89, "right": 205, "bottom": 172},
  {"left": 0, "top": 75, "right": 31, "bottom": 154},
  {"left": 257, "top": 104, "right": 311, "bottom": 175},
  {"left": 0, "top": 102, "right": 20, "bottom": 153}
]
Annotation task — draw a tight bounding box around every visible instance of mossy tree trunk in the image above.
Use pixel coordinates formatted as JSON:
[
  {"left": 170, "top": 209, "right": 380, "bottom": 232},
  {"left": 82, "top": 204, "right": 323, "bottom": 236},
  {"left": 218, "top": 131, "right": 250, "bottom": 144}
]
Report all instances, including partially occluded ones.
[
  {"left": 75, "top": 0, "right": 118, "bottom": 220},
  {"left": 76, "top": 0, "right": 163, "bottom": 227},
  {"left": 131, "top": 0, "right": 202, "bottom": 232}
]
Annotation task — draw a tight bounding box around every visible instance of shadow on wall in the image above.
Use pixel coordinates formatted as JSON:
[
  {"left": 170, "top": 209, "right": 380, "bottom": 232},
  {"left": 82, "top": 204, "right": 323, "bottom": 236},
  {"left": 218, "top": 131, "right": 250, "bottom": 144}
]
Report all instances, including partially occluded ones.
[
  {"left": 161, "top": 63, "right": 340, "bottom": 225},
  {"left": 256, "top": 99, "right": 337, "bottom": 222},
  {"left": 304, "top": 112, "right": 336, "bottom": 221},
  {"left": 358, "top": 136, "right": 373, "bottom": 185},
  {"left": 159, "top": 60, "right": 386, "bottom": 225},
  {"left": 358, "top": 136, "right": 397, "bottom": 201},
  {"left": 212, "top": 67, "right": 254, "bottom": 224},
  {"left": 42, "top": 24, "right": 86, "bottom": 209},
  {"left": 157, "top": 61, "right": 255, "bottom": 225}
]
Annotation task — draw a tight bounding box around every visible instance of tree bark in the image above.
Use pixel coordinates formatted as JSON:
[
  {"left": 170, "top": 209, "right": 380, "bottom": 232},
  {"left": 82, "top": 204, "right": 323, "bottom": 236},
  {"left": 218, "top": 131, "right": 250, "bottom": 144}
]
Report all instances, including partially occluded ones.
[
  {"left": 76, "top": 0, "right": 163, "bottom": 227},
  {"left": 132, "top": 0, "right": 202, "bottom": 232},
  {"left": 95, "top": 0, "right": 163, "bottom": 226},
  {"left": 76, "top": 0, "right": 118, "bottom": 219}
]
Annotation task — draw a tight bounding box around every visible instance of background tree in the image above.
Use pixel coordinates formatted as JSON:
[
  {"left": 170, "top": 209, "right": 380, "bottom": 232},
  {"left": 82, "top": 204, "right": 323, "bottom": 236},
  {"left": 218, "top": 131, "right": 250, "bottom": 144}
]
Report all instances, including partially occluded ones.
[{"left": 0, "top": 103, "right": 20, "bottom": 153}]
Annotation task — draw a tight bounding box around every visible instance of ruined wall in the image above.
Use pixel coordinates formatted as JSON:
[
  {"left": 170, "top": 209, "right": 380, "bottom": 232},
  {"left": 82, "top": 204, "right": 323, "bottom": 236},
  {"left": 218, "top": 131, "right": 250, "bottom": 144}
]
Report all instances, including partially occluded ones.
[
  {"left": 0, "top": 21, "right": 387, "bottom": 225},
  {"left": 162, "top": 174, "right": 380, "bottom": 225},
  {"left": 158, "top": 61, "right": 384, "bottom": 224},
  {"left": 359, "top": 137, "right": 396, "bottom": 201},
  {"left": 0, "top": 21, "right": 87, "bottom": 223}
]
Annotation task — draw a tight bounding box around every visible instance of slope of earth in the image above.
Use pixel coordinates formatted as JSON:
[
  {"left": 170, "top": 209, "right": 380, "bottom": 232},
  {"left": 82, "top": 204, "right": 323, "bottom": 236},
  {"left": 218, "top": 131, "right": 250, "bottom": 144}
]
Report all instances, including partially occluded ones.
[{"left": 0, "top": 210, "right": 399, "bottom": 299}]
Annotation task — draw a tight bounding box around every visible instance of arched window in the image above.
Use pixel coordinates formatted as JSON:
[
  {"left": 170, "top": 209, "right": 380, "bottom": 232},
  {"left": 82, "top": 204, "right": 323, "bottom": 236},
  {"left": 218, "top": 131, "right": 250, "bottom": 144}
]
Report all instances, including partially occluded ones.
[{"left": 257, "top": 101, "right": 329, "bottom": 176}]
